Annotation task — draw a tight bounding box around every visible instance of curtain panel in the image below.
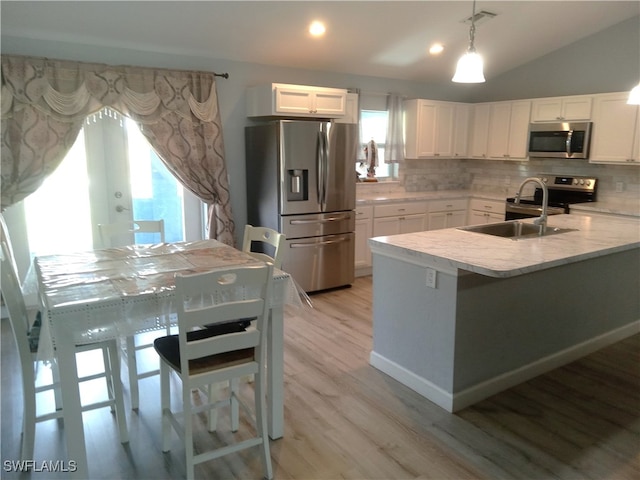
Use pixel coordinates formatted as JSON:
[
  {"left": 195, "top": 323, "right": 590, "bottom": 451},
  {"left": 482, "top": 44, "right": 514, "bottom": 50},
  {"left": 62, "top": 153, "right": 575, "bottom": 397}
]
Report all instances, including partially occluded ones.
[
  {"left": 385, "top": 93, "right": 404, "bottom": 164},
  {"left": 1, "top": 55, "right": 234, "bottom": 244}
]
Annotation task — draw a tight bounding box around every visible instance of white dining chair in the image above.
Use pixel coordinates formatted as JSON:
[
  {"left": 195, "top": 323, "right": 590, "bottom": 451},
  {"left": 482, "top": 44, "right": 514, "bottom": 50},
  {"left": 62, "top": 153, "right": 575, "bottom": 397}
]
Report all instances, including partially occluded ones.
[
  {"left": 97, "top": 218, "right": 168, "bottom": 410},
  {"left": 153, "top": 263, "right": 274, "bottom": 480},
  {"left": 0, "top": 233, "right": 129, "bottom": 461},
  {"left": 220, "top": 224, "right": 284, "bottom": 404},
  {"left": 242, "top": 224, "right": 285, "bottom": 269},
  {"left": 97, "top": 219, "right": 165, "bottom": 249}
]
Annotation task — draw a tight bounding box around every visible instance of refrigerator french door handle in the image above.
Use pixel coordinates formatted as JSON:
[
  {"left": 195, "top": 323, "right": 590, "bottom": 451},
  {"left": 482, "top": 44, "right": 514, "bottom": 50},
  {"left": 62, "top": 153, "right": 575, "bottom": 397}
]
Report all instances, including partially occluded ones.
[
  {"left": 321, "top": 127, "right": 330, "bottom": 211},
  {"left": 316, "top": 131, "right": 324, "bottom": 206},
  {"left": 290, "top": 236, "right": 351, "bottom": 248},
  {"left": 289, "top": 213, "right": 351, "bottom": 225}
]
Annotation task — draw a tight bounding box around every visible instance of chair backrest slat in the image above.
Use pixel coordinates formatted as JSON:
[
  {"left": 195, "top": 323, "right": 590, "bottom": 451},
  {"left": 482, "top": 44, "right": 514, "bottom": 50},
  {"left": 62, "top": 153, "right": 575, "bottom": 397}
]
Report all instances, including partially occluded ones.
[
  {"left": 186, "top": 330, "right": 260, "bottom": 360},
  {"left": 181, "top": 299, "right": 265, "bottom": 330}
]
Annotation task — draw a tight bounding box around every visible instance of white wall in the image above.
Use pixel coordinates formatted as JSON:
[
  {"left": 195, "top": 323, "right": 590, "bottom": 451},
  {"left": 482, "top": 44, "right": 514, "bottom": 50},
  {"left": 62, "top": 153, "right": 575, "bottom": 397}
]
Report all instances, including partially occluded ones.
[{"left": 466, "top": 15, "right": 640, "bottom": 102}]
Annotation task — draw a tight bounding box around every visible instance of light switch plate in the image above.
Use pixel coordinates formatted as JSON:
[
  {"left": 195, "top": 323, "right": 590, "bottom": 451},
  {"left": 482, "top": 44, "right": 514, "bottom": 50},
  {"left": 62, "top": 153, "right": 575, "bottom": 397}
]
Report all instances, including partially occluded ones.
[{"left": 426, "top": 268, "right": 437, "bottom": 288}]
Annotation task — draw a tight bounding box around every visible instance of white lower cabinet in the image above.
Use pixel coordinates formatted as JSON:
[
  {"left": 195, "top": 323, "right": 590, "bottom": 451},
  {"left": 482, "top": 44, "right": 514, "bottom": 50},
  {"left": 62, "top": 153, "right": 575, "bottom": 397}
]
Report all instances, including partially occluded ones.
[
  {"left": 467, "top": 198, "right": 506, "bottom": 225},
  {"left": 427, "top": 198, "right": 468, "bottom": 230},
  {"left": 354, "top": 205, "right": 373, "bottom": 269},
  {"left": 373, "top": 202, "right": 427, "bottom": 237}
]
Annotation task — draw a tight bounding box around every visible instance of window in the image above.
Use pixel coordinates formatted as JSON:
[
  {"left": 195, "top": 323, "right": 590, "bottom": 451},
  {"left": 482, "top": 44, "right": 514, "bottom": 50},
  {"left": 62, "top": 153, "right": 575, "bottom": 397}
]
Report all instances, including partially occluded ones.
[{"left": 357, "top": 109, "right": 398, "bottom": 180}]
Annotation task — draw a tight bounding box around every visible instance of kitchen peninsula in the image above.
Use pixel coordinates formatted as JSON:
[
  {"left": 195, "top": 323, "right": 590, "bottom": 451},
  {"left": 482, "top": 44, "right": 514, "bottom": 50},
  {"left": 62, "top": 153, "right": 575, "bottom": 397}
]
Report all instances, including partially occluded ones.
[{"left": 368, "top": 214, "right": 640, "bottom": 412}]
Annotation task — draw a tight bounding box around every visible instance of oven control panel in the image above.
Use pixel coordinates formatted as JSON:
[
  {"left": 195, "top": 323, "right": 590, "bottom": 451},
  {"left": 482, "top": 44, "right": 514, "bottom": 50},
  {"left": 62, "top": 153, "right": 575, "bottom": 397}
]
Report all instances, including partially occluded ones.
[{"left": 538, "top": 175, "right": 597, "bottom": 192}]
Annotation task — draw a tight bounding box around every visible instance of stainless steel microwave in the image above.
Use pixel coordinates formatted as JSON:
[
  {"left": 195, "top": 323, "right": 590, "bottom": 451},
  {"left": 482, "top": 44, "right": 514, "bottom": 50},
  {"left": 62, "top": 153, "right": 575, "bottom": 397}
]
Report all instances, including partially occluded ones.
[{"left": 528, "top": 122, "right": 592, "bottom": 159}]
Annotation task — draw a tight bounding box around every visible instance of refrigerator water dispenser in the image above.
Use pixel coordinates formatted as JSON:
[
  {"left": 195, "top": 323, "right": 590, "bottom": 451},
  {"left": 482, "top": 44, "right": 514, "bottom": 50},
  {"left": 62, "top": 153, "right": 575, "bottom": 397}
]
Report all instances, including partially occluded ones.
[{"left": 287, "top": 169, "right": 308, "bottom": 201}]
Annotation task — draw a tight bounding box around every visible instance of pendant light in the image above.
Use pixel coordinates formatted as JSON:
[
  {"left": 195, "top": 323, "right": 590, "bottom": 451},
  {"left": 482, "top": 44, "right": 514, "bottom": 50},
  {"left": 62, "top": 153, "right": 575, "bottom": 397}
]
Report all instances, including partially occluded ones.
[
  {"left": 627, "top": 83, "right": 640, "bottom": 105},
  {"left": 452, "top": 0, "right": 485, "bottom": 83}
]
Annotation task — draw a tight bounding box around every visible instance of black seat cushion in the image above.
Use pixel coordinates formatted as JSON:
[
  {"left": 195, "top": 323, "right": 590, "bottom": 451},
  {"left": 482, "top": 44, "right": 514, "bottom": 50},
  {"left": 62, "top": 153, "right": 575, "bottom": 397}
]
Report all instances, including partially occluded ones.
[
  {"left": 154, "top": 321, "right": 253, "bottom": 375},
  {"left": 27, "top": 311, "right": 42, "bottom": 353},
  {"left": 204, "top": 319, "right": 251, "bottom": 335}
]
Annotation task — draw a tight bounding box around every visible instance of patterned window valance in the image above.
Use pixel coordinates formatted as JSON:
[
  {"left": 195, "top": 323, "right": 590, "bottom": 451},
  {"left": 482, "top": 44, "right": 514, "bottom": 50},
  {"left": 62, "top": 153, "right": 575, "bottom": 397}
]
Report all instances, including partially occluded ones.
[
  {"left": 1, "top": 56, "right": 220, "bottom": 123},
  {"left": 1, "top": 55, "right": 235, "bottom": 244}
]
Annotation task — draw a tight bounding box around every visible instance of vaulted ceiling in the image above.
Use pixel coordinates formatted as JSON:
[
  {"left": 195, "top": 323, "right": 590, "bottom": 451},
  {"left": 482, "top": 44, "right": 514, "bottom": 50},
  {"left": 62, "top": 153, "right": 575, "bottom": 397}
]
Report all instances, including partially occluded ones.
[{"left": 2, "top": 1, "right": 639, "bottom": 84}]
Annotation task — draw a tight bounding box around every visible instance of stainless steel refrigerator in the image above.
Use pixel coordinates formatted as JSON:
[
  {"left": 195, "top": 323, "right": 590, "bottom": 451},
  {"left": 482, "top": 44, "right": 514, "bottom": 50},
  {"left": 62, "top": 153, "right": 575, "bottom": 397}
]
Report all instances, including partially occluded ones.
[{"left": 245, "top": 120, "right": 357, "bottom": 292}]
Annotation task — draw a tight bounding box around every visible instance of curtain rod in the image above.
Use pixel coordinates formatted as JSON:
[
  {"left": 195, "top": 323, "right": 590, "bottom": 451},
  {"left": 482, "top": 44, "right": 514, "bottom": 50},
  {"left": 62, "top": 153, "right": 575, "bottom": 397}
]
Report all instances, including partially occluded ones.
[
  {"left": 122, "top": 63, "right": 230, "bottom": 79},
  {"left": 358, "top": 90, "right": 406, "bottom": 98},
  {"left": 20, "top": 55, "right": 230, "bottom": 79},
  {"left": 119, "top": 63, "right": 230, "bottom": 79}
]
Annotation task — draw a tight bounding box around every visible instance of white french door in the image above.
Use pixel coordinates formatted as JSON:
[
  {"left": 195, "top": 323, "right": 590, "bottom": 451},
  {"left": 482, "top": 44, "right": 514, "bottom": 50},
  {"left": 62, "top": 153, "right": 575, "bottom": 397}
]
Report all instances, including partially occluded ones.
[{"left": 23, "top": 109, "right": 204, "bottom": 258}]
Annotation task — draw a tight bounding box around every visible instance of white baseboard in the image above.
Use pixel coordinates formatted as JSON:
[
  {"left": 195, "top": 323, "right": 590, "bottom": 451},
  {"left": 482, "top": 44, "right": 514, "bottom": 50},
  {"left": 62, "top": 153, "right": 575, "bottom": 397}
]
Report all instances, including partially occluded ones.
[
  {"left": 370, "top": 320, "right": 640, "bottom": 413},
  {"left": 355, "top": 266, "right": 372, "bottom": 278},
  {"left": 369, "top": 351, "right": 455, "bottom": 411}
]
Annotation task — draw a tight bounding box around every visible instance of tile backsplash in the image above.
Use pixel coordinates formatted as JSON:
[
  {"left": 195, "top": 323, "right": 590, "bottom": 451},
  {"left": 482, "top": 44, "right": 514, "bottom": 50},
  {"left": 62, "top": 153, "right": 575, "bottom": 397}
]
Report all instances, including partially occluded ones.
[{"left": 397, "top": 158, "right": 639, "bottom": 201}]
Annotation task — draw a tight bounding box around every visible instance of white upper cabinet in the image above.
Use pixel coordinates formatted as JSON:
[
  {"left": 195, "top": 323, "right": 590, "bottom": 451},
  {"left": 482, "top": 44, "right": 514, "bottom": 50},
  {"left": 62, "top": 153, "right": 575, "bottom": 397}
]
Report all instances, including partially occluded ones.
[
  {"left": 531, "top": 95, "right": 592, "bottom": 122},
  {"left": 590, "top": 92, "right": 640, "bottom": 164},
  {"left": 404, "top": 99, "right": 457, "bottom": 158},
  {"left": 452, "top": 103, "right": 471, "bottom": 158},
  {"left": 469, "top": 103, "right": 491, "bottom": 159},
  {"left": 247, "top": 83, "right": 348, "bottom": 118},
  {"left": 484, "top": 100, "right": 531, "bottom": 160},
  {"left": 334, "top": 92, "right": 359, "bottom": 124}
]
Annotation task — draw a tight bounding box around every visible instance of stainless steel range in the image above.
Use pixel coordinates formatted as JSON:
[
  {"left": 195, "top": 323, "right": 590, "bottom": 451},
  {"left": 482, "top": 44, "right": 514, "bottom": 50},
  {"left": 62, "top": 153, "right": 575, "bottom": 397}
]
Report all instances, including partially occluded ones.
[{"left": 505, "top": 174, "right": 597, "bottom": 220}]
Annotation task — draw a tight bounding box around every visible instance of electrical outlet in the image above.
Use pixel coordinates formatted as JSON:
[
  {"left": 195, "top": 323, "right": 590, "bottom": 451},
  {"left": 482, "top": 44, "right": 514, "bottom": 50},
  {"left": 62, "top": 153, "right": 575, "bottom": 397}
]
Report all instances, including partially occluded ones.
[
  {"left": 426, "top": 268, "right": 437, "bottom": 288},
  {"left": 615, "top": 181, "right": 624, "bottom": 193}
]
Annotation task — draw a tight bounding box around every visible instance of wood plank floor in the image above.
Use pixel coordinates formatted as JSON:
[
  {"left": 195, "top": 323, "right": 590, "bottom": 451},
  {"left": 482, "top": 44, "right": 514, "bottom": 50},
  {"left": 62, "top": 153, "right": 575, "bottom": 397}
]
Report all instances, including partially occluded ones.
[{"left": 1, "top": 275, "right": 638, "bottom": 479}]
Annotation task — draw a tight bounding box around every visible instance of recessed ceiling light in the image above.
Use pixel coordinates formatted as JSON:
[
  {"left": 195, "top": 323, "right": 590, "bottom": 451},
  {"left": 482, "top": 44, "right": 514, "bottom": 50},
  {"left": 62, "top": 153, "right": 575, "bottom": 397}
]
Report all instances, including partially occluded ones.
[
  {"left": 309, "top": 21, "right": 326, "bottom": 37},
  {"left": 429, "top": 43, "right": 444, "bottom": 55}
]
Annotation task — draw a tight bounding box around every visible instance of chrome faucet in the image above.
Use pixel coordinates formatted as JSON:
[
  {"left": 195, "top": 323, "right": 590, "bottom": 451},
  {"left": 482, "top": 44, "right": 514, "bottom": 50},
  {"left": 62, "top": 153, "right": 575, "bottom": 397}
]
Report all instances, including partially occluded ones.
[{"left": 514, "top": 177, "right": 548, "bottom": 235}]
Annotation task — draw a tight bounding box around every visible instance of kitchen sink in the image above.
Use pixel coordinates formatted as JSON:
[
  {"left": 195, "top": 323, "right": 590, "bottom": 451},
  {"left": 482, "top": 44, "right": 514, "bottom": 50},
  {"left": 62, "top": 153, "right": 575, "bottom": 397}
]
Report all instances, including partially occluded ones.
[{"left": 458, "top": 221, "right": 576, "bottom": 239}]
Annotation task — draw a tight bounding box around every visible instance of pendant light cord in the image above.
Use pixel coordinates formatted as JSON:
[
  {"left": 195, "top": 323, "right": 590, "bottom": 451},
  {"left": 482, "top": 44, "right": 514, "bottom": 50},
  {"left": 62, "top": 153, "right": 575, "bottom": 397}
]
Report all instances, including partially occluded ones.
[{"left": 468, "top": 0, "right": 477, "bottom": 53}]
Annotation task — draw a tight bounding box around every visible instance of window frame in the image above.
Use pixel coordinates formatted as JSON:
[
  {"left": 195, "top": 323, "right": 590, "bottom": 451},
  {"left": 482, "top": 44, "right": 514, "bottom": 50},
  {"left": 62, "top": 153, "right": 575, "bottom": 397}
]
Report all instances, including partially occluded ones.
[{"left": 358, "top": 108, "right": 398, "bottom": 181}]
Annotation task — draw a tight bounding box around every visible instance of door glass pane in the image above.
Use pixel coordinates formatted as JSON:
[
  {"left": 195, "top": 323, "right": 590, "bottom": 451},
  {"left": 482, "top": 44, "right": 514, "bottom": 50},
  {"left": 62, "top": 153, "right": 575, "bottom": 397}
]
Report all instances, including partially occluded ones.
[
  {"left": 24, "top": 131, "right": 93, "bottom": 256},
  {"left": 125, "top": 119, "right": 184, "bottom": 243},
  {"left": 24, "top": 113, "right": 186, "bottom": 257}
]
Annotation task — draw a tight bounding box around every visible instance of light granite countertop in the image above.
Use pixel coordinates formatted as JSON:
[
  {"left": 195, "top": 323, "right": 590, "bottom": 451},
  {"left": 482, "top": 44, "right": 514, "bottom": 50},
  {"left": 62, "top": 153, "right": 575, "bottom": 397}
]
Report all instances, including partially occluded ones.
[
  {"left": 570, "top": 198, "right": 640, "bottom": 218},
  {"left": 368, "top": 214, "right": 640, "bottom": 278},
  {"left": 356, "top": 189, "right": 503, "bottom": 205},
  {"left": 357, "top": 187, "right": 639, "bottom": 218}
]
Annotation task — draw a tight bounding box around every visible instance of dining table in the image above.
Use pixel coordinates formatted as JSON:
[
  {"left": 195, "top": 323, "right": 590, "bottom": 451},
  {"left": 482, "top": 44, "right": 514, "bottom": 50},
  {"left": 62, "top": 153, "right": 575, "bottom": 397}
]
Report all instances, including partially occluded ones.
[{"left": 29, "top": 239, "right": 303, "bottom": 479}]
